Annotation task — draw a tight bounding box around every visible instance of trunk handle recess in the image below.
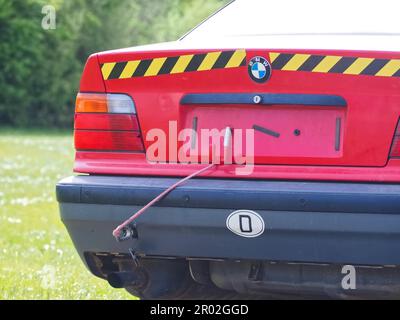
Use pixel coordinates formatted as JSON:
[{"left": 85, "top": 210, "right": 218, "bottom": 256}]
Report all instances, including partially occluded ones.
[{"left": 180, "top": 93, "right": 347, "bottom": 107}]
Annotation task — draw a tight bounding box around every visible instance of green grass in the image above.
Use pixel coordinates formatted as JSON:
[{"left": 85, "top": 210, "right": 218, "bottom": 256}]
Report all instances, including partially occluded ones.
[{"left": 0, "top": 130, "right": 134, "bottom": 300}]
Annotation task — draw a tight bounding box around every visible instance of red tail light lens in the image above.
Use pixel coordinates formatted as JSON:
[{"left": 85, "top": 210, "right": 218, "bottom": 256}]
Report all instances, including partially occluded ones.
[
  {"left": 74, "top": 93, "right": 144, "bottom": 152},
  {"left": 390, "top": 120, "right": 400, "bottom": 158},
  {"left": 74, "top": 131, "right": 143, "bottom": 151},
  {"left": 74, "top": 114, "right": 139, "bottom": 131}
]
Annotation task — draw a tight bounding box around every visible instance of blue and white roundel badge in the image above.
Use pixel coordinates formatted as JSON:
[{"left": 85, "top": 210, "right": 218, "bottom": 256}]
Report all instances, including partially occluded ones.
[{"left": 248, "top": 56, "right": 271, "bottom": 83}]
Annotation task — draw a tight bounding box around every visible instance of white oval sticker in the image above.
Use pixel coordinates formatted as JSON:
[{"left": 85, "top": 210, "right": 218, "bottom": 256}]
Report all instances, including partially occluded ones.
[{"left": 226, "top": 210, "right": 265, "bottom": 238}]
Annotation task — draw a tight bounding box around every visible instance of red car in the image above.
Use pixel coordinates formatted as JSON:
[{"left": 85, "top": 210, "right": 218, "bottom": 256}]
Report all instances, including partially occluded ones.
[{"left": 57, "top": 0, "right": 400, "bottom": 299}]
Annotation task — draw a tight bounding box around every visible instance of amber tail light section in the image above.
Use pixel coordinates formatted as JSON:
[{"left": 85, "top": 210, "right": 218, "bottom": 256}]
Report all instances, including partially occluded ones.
[{"left": 74, "top": 93, "right": 144, "bottom": 152}]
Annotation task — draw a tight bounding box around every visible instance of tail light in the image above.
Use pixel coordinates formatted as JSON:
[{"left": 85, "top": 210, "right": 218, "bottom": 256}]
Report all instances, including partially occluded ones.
[
  {"left": 390, "top": 119, "right": 400, "bottom": 158},
  {"left": 74, "top": 93, "right": 144, "bottom": 152}
]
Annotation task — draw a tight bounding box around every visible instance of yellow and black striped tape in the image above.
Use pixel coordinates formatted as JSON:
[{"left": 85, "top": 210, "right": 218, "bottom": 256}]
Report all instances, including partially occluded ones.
[
  {"left": 270, "top": 53, "right": 400, "bottom": 77},
  {"left": 101, "top": 49, "right": 246, "bottom": 80}
]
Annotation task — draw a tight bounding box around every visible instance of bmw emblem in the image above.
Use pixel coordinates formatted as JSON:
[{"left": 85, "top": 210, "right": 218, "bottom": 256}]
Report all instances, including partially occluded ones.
[{"left": 248, "top": 56, "right": 271, "bottom": 83}]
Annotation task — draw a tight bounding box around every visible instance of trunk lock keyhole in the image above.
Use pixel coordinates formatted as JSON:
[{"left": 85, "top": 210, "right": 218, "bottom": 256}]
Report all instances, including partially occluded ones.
[
  {"left": 253, "top": 95, "right": 262, "bottom": 104},
  {"left": 294, "top": 129, "right": 301, "bottom": 136}
]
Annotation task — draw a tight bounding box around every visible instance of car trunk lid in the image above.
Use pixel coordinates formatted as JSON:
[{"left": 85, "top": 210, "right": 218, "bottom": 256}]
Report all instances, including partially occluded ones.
[{"left": 97, "top": 48, "right": 400, "bottom": 167}]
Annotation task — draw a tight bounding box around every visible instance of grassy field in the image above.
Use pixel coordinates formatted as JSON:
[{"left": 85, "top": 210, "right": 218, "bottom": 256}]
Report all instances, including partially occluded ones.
[{"left": 0, "top": 130, "right": 134, "bottom": 300}]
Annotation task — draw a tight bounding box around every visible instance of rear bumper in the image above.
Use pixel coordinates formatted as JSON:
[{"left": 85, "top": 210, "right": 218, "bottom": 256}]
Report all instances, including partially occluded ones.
[{"left": 57, "top": 175, "right": 400, "bottom": 266}]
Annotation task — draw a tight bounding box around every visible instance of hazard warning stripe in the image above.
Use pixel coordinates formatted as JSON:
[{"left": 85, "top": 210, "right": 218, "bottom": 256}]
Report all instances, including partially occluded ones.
[
  {"left": 270, "top": 53, "right": 400, "bottom": 77},
  {"left": 101, "top": 49, "right": 246, "bottom": 80}
]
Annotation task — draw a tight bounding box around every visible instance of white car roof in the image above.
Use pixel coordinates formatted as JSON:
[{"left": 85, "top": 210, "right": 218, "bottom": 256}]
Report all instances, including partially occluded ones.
[
  {"left": 180, "top": 0, "right": 400, "bottom": 52},
  {"left": 102, "top": 0, "right": 400, "bottom": 54},
  {"left": 184, "top": 0, "right": 400, "bottom": 38}
]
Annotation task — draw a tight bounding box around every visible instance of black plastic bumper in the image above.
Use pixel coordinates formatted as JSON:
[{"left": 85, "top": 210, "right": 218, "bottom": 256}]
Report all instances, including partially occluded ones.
[{"left": 57, "top": 175, "right": 400, "bottom": 266}]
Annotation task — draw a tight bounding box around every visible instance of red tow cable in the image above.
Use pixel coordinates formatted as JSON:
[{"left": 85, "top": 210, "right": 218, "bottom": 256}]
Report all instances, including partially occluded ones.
[{"left": 112, "top": 163, "right": 217, "bottom": 241}]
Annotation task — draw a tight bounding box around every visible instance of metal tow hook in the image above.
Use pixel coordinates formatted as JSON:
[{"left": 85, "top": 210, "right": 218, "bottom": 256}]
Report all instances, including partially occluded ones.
[
  {"left": 116, "top": 223, "right": 138, "bottom": 242},
  {"left": 129, "top": 248, "right": 140, "bottom": 267}
]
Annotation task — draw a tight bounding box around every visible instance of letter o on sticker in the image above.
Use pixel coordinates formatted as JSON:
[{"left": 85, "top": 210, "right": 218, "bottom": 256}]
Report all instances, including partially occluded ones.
[{"left": 226, "top": 210, "right": 265, "bottom": 238}]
